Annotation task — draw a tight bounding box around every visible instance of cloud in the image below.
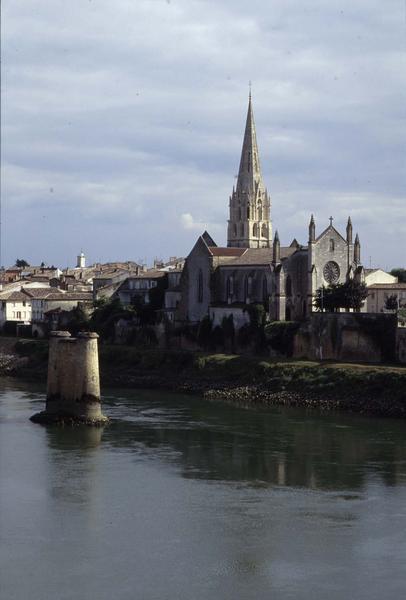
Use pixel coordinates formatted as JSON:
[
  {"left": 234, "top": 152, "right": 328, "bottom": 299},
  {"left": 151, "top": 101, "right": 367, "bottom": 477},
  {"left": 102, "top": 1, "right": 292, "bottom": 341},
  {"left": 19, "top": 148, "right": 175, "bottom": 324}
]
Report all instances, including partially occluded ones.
[
  {"left": 180, "top": 212, "right": 222, "bottom": 234},
  {"left": 2, "top": 0, "right": 405, "bottom": 268}
]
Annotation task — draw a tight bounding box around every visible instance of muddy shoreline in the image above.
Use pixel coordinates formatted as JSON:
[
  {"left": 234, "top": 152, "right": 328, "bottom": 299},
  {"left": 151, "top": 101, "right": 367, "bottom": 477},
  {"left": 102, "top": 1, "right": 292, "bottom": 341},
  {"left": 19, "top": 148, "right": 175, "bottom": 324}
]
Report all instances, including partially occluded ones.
[{"left": 1, "top": 338, "right": 406, "bottom": 419}]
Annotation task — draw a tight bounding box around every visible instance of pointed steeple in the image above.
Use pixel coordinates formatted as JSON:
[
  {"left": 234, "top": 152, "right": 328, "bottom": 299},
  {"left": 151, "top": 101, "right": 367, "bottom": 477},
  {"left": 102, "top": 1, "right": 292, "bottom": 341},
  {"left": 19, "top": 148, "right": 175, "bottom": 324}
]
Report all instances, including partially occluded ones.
[
  {"left": 227, "top": 94, "right": 272, "bottom": 249},
  {"left": 236, "top": 94, "right": 262, "bottom": 196}
]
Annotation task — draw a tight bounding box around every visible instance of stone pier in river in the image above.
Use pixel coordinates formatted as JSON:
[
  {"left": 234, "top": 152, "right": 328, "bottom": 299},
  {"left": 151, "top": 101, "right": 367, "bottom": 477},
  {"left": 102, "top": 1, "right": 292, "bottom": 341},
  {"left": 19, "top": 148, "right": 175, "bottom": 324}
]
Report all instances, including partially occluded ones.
[{"left": 31, "top": 331, "right": 108, "bottom": 425}]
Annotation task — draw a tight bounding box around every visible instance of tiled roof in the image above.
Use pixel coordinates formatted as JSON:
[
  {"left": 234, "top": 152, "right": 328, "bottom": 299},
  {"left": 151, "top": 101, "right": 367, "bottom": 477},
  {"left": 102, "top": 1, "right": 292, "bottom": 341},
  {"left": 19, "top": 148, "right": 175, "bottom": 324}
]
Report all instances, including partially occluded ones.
[
  {"left": 208, "top": 247, "right": 246, "bottom": 257},
  {"left": 46, "top": 293, "right": 93, "bottom": 300},
  {"left": 129, "top": 270, "right": 166, "bottom": 279},
  {"left": 368, "top": 283, "right": 406, "bottom": 289},
  {"left": 222, "top": 246, "right": 299, "bottom": 266},
  {"left": 24, "top": 288, "right": 59, "bottom": 298},
  {"left": 0, "top": 291, "right": 30, "bottom": 301}
]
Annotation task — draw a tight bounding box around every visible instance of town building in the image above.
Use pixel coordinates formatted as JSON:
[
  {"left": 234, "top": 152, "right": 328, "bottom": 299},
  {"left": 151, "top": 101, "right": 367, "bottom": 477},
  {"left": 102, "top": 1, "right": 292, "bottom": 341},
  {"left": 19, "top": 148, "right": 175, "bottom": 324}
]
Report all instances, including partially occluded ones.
[{"left": 179, "top": 96, "right": 369, "bottom": 326}]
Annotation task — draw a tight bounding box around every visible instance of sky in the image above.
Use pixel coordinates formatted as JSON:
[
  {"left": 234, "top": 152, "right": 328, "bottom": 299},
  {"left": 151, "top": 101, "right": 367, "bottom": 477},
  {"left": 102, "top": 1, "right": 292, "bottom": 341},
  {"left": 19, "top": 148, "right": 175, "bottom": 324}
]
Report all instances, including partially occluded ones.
[{"left": 2, "top": 0, "right": 406, "bottom": 270}]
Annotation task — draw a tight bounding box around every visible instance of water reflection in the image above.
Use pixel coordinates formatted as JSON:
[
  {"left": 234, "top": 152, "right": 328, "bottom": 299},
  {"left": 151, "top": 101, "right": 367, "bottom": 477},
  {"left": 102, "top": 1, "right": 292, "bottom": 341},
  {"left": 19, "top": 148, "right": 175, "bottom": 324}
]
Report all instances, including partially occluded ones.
[
  {"left": 2, "top": 382, "right": 406, "bottom": 600},
  {"left": 101, "top": 391, "right": 406, "bottom": 491}
]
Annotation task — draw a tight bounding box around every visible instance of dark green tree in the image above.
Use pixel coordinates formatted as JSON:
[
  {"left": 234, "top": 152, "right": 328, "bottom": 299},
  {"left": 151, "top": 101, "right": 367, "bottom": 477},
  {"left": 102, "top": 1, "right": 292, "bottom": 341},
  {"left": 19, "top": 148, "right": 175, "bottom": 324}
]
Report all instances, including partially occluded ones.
[
  {"left": 90, "top": 297, "right": 136, "bottom": 341},
  {"left": 243, "top": 303, "right": 267, "bottom": 352},
  {"left": 390, "top": 268, "right": 406, "bottom": 283},
  {"left": 385, "top": 294, "right": 399, "bottom": 311},
  {"left": 221, "top": 314, "right": 235, "bottom": 352},
  {"left": 15, "top": 259, "right": 29, "bottom": 268},
  {"left": 66, "top": 305, "right": 90, "bottom": 336},
  {"left": 197, "top": 315, "right": 212, "bottom": 350},
  {"left": 314, "top": 280, "right": 368, "bottom": 312}
]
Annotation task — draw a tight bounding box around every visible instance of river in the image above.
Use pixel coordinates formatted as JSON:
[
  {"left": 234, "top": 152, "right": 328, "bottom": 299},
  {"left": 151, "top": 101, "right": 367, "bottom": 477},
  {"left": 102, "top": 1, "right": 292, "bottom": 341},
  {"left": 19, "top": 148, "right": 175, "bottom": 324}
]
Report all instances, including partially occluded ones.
[{"left": 1, "top": 378, "right": 406, "bottom": 599}]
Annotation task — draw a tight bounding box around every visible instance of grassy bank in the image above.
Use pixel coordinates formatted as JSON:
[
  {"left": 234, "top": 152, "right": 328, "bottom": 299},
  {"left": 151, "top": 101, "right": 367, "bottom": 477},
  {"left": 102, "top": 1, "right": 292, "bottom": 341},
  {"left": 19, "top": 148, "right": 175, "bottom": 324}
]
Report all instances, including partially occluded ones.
[{"left": 3, "top": 338, "right": 406, "bottom": 417}]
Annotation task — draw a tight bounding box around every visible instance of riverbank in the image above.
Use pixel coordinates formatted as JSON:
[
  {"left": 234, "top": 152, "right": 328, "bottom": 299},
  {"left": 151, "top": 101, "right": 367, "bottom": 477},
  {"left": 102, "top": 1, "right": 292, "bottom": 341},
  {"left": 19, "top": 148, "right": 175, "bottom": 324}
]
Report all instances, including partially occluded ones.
[{"left": 1, "top": 337, "right": 406, "bottom": 418}]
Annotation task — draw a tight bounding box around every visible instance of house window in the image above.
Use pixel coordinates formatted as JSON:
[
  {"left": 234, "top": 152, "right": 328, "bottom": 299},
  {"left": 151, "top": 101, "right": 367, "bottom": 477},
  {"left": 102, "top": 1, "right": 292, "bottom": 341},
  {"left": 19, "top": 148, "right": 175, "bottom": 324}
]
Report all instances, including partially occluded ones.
[
  {"left": 330, "top": 239, "right": 335, "bottom": 252},
  {"left": 197, "top": 269, "right": 203, "bottom": 303}
]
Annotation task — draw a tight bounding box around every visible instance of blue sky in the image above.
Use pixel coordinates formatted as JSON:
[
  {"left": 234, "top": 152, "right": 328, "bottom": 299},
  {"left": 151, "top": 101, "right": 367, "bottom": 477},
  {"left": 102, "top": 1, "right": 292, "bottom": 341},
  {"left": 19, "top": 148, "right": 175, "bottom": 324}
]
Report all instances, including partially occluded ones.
[{"left": 2, "top": 0, "right": 405, "bottom": 269}]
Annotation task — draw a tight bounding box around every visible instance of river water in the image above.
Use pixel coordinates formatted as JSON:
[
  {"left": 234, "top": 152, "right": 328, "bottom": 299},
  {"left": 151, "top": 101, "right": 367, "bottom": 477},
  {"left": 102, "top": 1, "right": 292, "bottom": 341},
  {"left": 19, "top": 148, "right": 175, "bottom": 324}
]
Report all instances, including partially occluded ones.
[{"left": 1, "top": 379, "right": 406, "bottom": 600}]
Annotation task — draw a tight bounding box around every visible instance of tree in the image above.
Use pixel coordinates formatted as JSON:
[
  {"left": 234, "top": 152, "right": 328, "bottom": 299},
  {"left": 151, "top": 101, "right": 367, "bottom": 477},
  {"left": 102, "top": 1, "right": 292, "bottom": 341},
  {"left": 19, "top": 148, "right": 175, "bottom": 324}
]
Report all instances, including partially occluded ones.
[
  {"left": 66, "top": 305, "right": 90, "bottom": 336},
  {"left": 197, "top": 315, "right": 212, "bottom": 350},
  {"left": 15, "top": 259, "right": 29, "bottom": 268},
  {"left": 243, "top": 303, "right": 268, "bottom": 351},
  {"left": 314, "top": 280, "right": 368, "bottom": 312},
  {"left": 221, "top": 314, "right": 235, "bottom": 352},
  {"left": 390, "top": 268, "right": 406, "bottom": 283},
  {"left": 385, "top": 294, "right": 399, "bottom": 311},
  {"left": 90, "top": 297, "right": 136, "bottom": 341}
]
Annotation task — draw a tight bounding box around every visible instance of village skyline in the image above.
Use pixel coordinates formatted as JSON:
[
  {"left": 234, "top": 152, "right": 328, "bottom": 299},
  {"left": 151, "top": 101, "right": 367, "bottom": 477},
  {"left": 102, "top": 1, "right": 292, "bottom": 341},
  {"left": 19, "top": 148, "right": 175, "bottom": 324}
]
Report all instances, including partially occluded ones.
[{"left": 2, "top": 0, "right": 405, "bottom": 270}]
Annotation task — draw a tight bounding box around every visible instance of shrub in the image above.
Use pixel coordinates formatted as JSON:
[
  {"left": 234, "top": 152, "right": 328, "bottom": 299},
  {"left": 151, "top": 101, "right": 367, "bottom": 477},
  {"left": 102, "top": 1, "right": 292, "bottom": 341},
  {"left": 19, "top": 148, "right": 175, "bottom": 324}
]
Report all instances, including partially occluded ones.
[{"left": 265, "top": 321, "right": 300, "bottom": 356}]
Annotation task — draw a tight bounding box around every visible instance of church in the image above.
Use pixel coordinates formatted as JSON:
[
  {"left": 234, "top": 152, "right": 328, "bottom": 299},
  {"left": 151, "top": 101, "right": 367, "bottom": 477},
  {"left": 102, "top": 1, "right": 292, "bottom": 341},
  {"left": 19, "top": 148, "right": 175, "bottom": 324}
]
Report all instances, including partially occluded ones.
[{"left": 178, "top": 95, "right": 365, "bottom": 326}]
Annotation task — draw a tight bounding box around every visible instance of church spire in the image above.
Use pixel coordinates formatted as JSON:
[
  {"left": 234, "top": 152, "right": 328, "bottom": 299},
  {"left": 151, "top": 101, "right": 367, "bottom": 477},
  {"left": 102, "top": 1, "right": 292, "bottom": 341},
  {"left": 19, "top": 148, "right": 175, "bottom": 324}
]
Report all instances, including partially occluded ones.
[
  {"left": 236, "top": 94, "right": 262, "bottom": 196},
  {"left": 227, "top": 94, "right": 272, "bottom": 249}
]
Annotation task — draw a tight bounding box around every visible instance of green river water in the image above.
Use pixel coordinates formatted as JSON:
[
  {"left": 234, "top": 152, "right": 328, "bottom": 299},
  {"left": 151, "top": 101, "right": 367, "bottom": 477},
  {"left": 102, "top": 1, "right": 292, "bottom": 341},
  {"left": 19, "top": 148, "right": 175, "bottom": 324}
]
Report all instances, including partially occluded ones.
[{"left": 1, "top": 378, "right": 406, "bottom": 599}]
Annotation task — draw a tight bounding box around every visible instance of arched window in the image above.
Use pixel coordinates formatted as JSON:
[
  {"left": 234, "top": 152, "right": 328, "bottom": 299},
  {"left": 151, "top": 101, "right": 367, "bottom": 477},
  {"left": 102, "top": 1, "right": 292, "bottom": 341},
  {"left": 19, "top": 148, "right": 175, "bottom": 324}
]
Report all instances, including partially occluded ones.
[
  {"left": 247, "top": 205, "right": 250, "bottom": 219},
  {"left": 238, "top": 207, "right": 241, "bottom": 220},
  {"left": 285, "top": 275, "right": 292, "bottom": 297},
  {"left": 197, "top": 269, "right": 203, "bottom": 303},
  {"left": 240, "top": 223, "right": 244, "bottom": 237},
  {"left": 244, "top": 276, "right": 252, "bottom": 301},
  {"left": 258, "top": 202, "right": 262, "bottom": 220},
  {"left": 233, "top": 223, "right": 237, "bottom": 237},
  {"left": 261, "top": 223, "right": 267, "bottom": 238},
  {"left": 248, "top": 152, "right": 251, "bottom": 172},
  {"left": 253, "top": 223, "right": 258, "bottom": 237},
  {"left": 262, "top": 277, "right": 268, "bottom": 302},
  {"left": 330, "top": 239, "right": 335, "bottom": 252},
  {"left": 226, "top": 276, "right": 234, "bottom": 299}
]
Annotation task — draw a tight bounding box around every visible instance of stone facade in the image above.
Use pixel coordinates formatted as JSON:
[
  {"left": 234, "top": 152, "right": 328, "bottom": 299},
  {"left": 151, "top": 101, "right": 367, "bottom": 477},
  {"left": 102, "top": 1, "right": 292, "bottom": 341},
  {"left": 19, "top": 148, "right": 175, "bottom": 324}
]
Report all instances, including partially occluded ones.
[
  {"left": 293, "top": 313, "right": 397, "bottom": 363},
  {"left": 31, "top": 331, "right": 108, "bottom": 425},
  {"left": 177, "top": 96, "right": 398, "bottom": 330}
]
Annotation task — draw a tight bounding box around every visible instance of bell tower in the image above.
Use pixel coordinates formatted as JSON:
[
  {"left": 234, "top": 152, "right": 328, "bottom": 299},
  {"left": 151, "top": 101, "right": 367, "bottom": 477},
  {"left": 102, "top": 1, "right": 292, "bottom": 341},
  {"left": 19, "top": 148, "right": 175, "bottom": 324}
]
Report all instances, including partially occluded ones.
[{"left": 227, "top": 94, "right": 272, "bottom": 248}]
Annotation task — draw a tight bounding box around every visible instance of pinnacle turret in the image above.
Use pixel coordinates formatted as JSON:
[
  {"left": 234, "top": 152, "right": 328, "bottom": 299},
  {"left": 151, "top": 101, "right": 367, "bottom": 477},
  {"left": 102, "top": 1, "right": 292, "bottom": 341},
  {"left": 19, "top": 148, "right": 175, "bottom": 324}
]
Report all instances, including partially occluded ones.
[
  {"left": 346, "top": 216, "right": 353, "bottom": 244},
  {"left": 309, "top": 214, "right": 316, "bottom": 243}
]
